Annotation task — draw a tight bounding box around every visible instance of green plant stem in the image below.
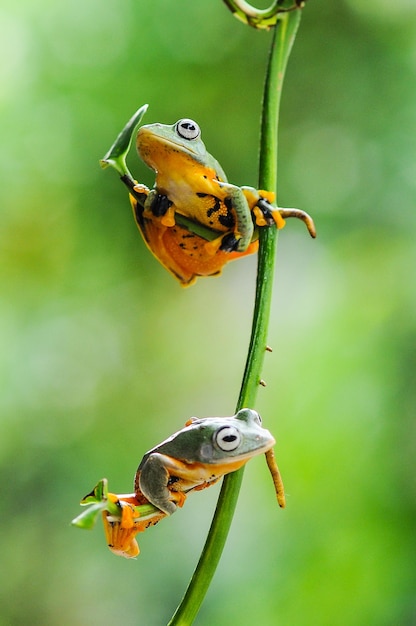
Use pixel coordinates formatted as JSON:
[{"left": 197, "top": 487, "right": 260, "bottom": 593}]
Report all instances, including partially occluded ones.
[{"left": 167, "top": 11, "right": 301, "bottom": 626}]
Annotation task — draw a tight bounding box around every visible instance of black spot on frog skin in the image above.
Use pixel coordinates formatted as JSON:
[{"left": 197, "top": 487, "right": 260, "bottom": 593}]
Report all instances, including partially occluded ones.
[
  {"left": 218, "top": 210, "right": 234, "bottom": 228},
  {"left": 219, "top": 197, "right": 235, "bottom": 227},
  {"left": 202, "top": 196, "right": 234, "bottom": 228},
  {"left": 206, "top": 197, "right": 221, "bottom": 218},
  {"left": 150, "top": 193, "right": 173, "bottom": 217}
]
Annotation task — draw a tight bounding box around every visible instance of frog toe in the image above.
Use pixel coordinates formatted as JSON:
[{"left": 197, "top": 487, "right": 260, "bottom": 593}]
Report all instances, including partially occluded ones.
[
  {"left": 147, "top": 193, "right": 175, "bottom": 224},
  {"left": 204, "top": 233, "right": 242, "bottom": 255},
  {"left": 133, "top": 183, "right": 150, "bottom": 195},
  {"left": 170, "top": 491, "right": 187, "bottom": 509},
  {"left": 254, "top": 199, "right": 286, "bottom": 230},
  {"left": 102, "top": 510, "right": 141, "bottom": 559},
  {"left": 219, "top": 233, "right": 240, "bottom": 252},
  {"left": 204, "top": 236, "right": 224, "bottom": 256}
]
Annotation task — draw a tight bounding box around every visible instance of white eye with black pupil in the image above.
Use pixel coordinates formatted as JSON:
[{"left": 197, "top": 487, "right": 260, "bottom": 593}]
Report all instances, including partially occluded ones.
[
  {"left": 176, "top": 119, "right": 200, "bottom": 141},
  {"left": 215, "top": 426, "right": 242, "bottom": 452}
]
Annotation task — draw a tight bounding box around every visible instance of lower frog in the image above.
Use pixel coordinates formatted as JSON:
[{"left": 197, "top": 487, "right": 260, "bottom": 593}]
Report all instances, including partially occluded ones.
[
  {"left": 83, "top": 408, "right": 285, "bottom": 558},
  {"left": 101, "top": 105, "right": 316, "bottom": 286},
  {"left": 135, "top": 407, "right": 277, "bottom": 515}
]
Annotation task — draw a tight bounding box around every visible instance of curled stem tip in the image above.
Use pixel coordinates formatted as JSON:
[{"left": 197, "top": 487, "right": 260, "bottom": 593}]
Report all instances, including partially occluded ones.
[{"left": 223, "top": 0, "right": 307, "bottom": 29}]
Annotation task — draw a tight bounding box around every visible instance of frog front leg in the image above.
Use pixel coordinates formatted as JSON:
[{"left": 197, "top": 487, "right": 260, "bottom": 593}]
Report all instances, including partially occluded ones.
[
  {"left": 212, "top": 180, "right": 254, "bottom": 253},
  {"left": 137, "top": 453, "right": 188, "bottom": 515}
]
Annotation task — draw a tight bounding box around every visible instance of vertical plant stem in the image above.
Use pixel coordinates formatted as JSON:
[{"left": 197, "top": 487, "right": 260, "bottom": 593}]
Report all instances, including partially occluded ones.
[{"left": 168, "top": 11, "right": 301, "bottom": 626}]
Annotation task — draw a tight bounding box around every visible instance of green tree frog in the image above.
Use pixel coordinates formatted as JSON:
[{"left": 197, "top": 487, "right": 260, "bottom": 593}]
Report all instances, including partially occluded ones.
[
  {"left": 99, "top": 409, "right": 284, "bottom": 557},
  {"left": 135, "top": 407, "right": 276, "bottom": 515},
  {"left": 101, "top": 105, "right": 316, "bottom": 286}
]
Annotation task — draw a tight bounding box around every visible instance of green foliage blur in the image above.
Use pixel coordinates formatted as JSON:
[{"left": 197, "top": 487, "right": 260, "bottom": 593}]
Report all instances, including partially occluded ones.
[{"left": 1, "top": 0, "right": 415, "bottom": 624}]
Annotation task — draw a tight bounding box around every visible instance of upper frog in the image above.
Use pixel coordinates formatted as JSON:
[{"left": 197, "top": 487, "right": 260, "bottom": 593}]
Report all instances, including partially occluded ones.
[
  {"left": 136, "top": 119, "right": 240, "bottom": 236},
  {"left": 135, "top": 408, "right": 275, "bottom": 515},
  {"left": 131, "top": 118, "right": 283, "bottom": 284},
  {"left": 101, "top": 105, "right": 315, "bottom": 285}
]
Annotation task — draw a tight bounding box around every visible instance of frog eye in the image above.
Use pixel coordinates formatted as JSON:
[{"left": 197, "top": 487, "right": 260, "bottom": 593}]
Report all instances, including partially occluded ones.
[
  {"left": 215, "top": 426, "right": 242, "bottom": 452},
  {"left": 253, "top": 411, "right": 262, "bottom": 425},
  {"left": 176, "top": 119, "right": 200, "bottom": 141}
]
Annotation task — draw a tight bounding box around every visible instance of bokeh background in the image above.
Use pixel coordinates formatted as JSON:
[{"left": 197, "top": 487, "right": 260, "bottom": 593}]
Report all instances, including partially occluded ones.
[{"left": 1, "top": 0, "right": 415, "bottom": 624}]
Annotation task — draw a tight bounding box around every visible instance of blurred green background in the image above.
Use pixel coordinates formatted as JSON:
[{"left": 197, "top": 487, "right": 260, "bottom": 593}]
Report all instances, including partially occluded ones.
[{"left": 1, "top": 0, "right": 415, "bottom": 624}]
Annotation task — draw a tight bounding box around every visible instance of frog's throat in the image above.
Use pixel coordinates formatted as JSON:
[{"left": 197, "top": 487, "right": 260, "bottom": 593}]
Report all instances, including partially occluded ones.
[{"left": 138, "top": 132, "right": 206, "bottom": 165}]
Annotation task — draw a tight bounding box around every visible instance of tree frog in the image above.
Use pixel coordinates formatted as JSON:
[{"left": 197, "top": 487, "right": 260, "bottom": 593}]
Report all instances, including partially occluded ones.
[
  {"left": 101, "top": 105, "right": 316, "bottom": 286},
  {"left": 135, "top": 407, "right": 276, "bottom": 515},
  {"left": 100, "top": 408, "right": 285, "bottom": 557}
]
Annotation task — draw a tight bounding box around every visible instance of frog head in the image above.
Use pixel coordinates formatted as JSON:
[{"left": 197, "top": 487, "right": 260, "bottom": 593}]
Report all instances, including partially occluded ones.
[
  {"left": 136, "top": 408, "right": 277, "bottom": 516},
  {"left": 148, "top": 408, "right": 275, "bottom": 465},
  {"left": 136, "top": 118, "right": 212, "bottom": 172}
]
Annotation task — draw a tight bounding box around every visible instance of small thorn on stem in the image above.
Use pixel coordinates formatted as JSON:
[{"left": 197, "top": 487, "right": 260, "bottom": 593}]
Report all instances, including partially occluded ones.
[
  {"left": 266, "top": 345, "right": 273, "bottom": 352},
  {"left": 259, "top": 379, "right": 267, "bottom": 387}
]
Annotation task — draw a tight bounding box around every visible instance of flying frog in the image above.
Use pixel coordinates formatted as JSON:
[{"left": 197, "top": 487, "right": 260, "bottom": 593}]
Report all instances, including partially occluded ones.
[
  {"left": 98, "top": 408, "right": 285, "bottom": 557},
  {"left": 101, "top": 104, "right": 316, "bottom": 286},
  {"left": 135, "top": 407, "right": 277, "bottom": 515}
]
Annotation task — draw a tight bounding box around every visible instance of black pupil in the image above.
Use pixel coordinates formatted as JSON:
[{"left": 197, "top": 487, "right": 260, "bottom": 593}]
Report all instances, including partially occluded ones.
[
  {"left": 182, "top": 122, "right": 196, "bottom": 132},
  {"left": 223, "top": 434, "right": 236, "bottom": 442}
]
